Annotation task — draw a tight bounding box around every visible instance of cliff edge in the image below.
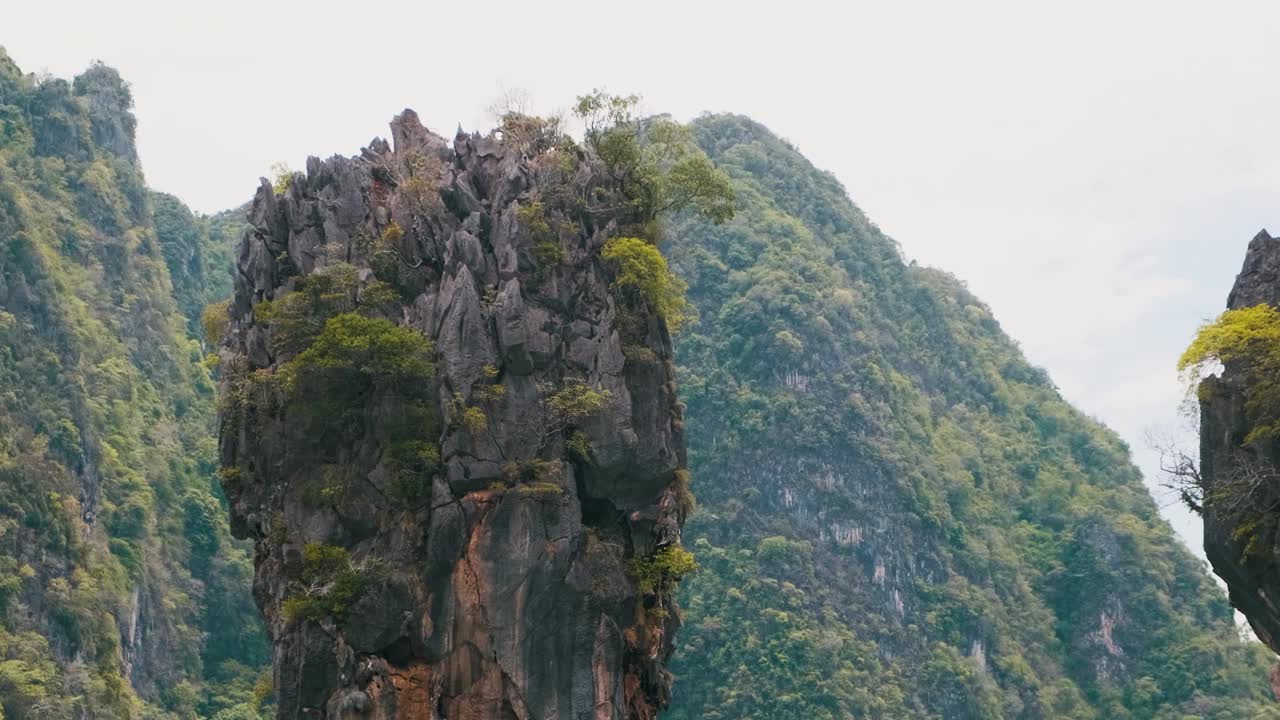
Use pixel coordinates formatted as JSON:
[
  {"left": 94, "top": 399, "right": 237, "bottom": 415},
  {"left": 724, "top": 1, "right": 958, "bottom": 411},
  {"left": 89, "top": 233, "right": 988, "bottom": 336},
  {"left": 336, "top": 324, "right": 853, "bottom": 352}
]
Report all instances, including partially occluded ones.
[{"left": 1199, "top": 229, "right": 1280, "bottom": 653}]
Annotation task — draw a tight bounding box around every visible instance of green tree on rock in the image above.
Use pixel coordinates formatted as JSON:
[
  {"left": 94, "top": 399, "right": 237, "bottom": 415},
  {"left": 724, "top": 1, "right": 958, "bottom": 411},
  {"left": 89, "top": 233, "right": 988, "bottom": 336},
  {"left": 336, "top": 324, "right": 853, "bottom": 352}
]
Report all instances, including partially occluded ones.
[
  {"left": 602, "top": 237, "right": 690, "bottom": 331},
  {"left": 575, "top": 90, "right": 735, "bottom": 229}
]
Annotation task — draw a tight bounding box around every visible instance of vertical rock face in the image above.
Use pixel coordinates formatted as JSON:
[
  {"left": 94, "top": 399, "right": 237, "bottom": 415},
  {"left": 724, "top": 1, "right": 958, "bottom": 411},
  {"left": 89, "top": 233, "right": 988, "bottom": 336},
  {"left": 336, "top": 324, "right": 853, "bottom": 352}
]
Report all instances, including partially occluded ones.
[
  {"left": 1199, "top": 229, "right": 1280, "bottom": 653},
  {"left": 218, "top": 111, "right": 687, "bottom": 719}
]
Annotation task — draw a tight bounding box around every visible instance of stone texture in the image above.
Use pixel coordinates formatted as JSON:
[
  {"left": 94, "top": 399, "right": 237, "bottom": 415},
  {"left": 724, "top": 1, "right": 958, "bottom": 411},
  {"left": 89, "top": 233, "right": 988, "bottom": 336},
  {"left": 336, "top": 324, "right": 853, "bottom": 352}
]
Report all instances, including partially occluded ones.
[
  {"left": 1199, "top": 229, "right": 1280, "bottom": 653},
  {"left": 219, "top": 111, "right": 687, "bottom": 719}
]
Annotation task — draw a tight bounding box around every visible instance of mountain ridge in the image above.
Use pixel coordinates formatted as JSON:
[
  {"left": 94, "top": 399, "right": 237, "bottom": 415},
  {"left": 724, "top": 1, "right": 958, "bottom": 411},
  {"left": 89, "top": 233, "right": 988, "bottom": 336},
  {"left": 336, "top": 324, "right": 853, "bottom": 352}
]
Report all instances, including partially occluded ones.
[
  {"left": 0, "top": 49, "right": 268, "bottom": 719},
  {"left": 0, "top": 49, "right": 1275, "bottom": 719},
  {"left": 664, "top": 112, "right": 1277, "bottom": 719}
]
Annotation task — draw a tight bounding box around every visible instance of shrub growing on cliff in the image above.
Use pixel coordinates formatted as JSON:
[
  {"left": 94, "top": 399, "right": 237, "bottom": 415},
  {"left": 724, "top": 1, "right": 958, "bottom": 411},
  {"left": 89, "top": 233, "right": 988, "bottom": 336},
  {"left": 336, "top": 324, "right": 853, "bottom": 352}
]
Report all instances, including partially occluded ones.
[
  {"left": 1180, "top": 303, "right": 1280, "bottom": 444},
  {"left": 397, "top": 151, "right": 445, "bottom": 215},
  {"left": 282, "top": 544, "right": 380, "bottom": 624},
  {"left": 516, "top": 201, "right": 566, "bottom": 267},
  {"left": 602, "top": 237, "right": 690, "bottom": 331},
  {"left": 546, "top": 379, "right": 613, "bottom": 422},
  {"left": 201, "top": 299, "right": 230, "bottom": 347},
  {"left": 283, "top": 313, "right": 435, "bottom": 421},
  {"left": 628, "top": 544, "right": 698, "bottom": 595},
  {"left": 255, "top": 263, "right": 359, "bottom": 354},
  {"left": 286, "top": 312, "right": 431, "bottom": 383},
  {"left": 227, "top": 308, "right": 439, "bottom": 507},
  {"left": 270, "top": 162, "right": 293, "bottom": 195},
  {"left": 385, "top": 440, "right": 440, "bottom": 503}
]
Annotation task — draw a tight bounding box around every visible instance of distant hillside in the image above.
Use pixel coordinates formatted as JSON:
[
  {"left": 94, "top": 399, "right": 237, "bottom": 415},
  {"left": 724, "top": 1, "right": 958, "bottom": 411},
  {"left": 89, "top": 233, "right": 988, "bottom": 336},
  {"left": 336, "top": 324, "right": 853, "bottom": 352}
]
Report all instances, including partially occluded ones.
[
  {"left": 0, "top": 46, "right": 1272, "bottom": 719},
  {"left": 0, "top": 50, "right": 267, "bottom": 719},
  {"left": 665, "top": 114, "right": 1278, "bottom": 719}
]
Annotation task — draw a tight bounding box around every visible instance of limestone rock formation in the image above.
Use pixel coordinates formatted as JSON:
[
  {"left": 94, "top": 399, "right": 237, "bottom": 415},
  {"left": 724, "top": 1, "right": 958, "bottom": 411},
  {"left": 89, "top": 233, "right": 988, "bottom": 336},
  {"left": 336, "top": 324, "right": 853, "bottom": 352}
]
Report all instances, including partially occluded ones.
[
  {"left": 1199, "top": 229, "right": 1280, "bottom": 653},
  {"left": 218, "top": 111, "right": 688, "bottom": 719}
]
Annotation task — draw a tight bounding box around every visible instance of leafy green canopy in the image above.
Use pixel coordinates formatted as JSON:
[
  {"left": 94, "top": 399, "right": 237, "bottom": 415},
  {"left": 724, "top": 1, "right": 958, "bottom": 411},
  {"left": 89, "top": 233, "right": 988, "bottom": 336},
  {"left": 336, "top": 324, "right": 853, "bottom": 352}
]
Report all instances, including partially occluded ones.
[
  {"left": 1180, "top": 304, "right": 1280, "bottom": 444},
  {"left": 574, "top": 91, "right": 735, "bottom": 230},
  {"left": 628, "top": 544, "right": 698, "bottom": 595},
  {"left": 225, "top": 262, "right": 439, "bottom": 502},
  {"left": 293, "top": 313, "right": 433, "bottom": 382},
  {"left": 602, "top": 237, "right": 690, "bottom": 331},
  {"left": 256, "top": 263, "right": 397, "bottom": 356}
]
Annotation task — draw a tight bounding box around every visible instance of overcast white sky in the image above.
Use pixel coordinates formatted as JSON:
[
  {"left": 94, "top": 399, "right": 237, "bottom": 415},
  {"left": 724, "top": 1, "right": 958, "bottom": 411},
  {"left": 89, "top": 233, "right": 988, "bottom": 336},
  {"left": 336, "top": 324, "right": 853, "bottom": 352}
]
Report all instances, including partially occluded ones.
[{"left": 10, "top": 0, "right": 1280, "bottom": 552}]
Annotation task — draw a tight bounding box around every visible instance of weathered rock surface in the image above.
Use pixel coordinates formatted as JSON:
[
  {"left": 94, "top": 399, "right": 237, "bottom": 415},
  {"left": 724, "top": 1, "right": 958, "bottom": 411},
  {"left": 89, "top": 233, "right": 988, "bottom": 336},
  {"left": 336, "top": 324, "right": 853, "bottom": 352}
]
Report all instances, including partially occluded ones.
[
  {"left": 1199, "top": 229, "right": 1280, "bottom": 653},
  {"left": 219, "top": 111, "right": 687, "bottom": 719}
]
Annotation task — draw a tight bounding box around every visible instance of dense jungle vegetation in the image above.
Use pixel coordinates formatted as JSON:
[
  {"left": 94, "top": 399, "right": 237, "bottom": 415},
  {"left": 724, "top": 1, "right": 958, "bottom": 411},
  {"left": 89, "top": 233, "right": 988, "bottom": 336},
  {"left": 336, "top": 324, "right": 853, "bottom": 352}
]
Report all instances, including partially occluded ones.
[
  {"left": 664, "top": 114, "right": 1280, "bottom": 720},
  {"left": 0, "top": 50, "right": 268, "bottom": 720},
  {"left": 1, "top": 48, "right": 1277, "bottom": 719}
]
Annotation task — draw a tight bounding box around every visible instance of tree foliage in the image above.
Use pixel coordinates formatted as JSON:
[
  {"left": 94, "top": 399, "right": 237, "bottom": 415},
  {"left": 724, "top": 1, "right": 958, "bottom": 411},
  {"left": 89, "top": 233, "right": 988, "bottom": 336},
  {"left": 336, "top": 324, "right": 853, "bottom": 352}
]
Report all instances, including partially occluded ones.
[
  {"left": 602, "top": 236, "right": 690, "bottom": 331},
  {"left": 574, "top": 90, "right": 735, "bottom": 228},
  {"left": 1180, "top": 303, "right": 1280, "bottom": 444},
  {"left": 286, "top": 313, "right": 434, "bottom": 393},
  {"left": 628, "top": 544, "right": 698, "bottom": 595},
  {"left": 226, "top": 269, "right": 439, "bottom": 510},
  {"left": 282, "top": 544, "right": 381, "bottom": 625}
]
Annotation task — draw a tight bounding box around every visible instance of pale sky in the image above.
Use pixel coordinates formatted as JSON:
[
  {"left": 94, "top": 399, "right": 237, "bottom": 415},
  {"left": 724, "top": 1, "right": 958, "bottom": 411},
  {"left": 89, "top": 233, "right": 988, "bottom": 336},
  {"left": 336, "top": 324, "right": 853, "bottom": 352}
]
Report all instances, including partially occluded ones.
[{"left": 10, "top": 0, "right": 1280, "bottom": 553}]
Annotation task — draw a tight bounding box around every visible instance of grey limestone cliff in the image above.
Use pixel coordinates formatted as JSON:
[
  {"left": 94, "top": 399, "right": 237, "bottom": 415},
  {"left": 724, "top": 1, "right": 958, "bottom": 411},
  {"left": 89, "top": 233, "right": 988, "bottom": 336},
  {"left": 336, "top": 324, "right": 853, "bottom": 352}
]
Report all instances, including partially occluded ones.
[
  {"left": 1199, "top": 229, "right": 1280, "bottom": 654},
  {"left": 217, "top": 110, "right": 688, "bottom": 720}
]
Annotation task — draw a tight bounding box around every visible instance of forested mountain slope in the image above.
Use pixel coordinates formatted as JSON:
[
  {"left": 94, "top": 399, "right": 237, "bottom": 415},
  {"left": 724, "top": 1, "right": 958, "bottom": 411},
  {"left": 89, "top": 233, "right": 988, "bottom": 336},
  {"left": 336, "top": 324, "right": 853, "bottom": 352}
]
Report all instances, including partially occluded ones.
[
  {"left": 664, "top": 115, "right": 1278, "bottom": 719},
  {"left": 0, "top": 51, "right": 267, "bottom": 719},
  {"left": 0, "top": 44, "right": 1274, "bottom": 720}
]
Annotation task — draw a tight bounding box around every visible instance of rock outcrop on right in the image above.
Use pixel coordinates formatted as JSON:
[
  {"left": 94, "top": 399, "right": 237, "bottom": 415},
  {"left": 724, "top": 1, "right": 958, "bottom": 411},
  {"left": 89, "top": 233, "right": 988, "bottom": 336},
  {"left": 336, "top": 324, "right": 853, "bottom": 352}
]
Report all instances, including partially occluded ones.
[{"left": 1197, "top": 229, "right": 1280, "bottom": 653}]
